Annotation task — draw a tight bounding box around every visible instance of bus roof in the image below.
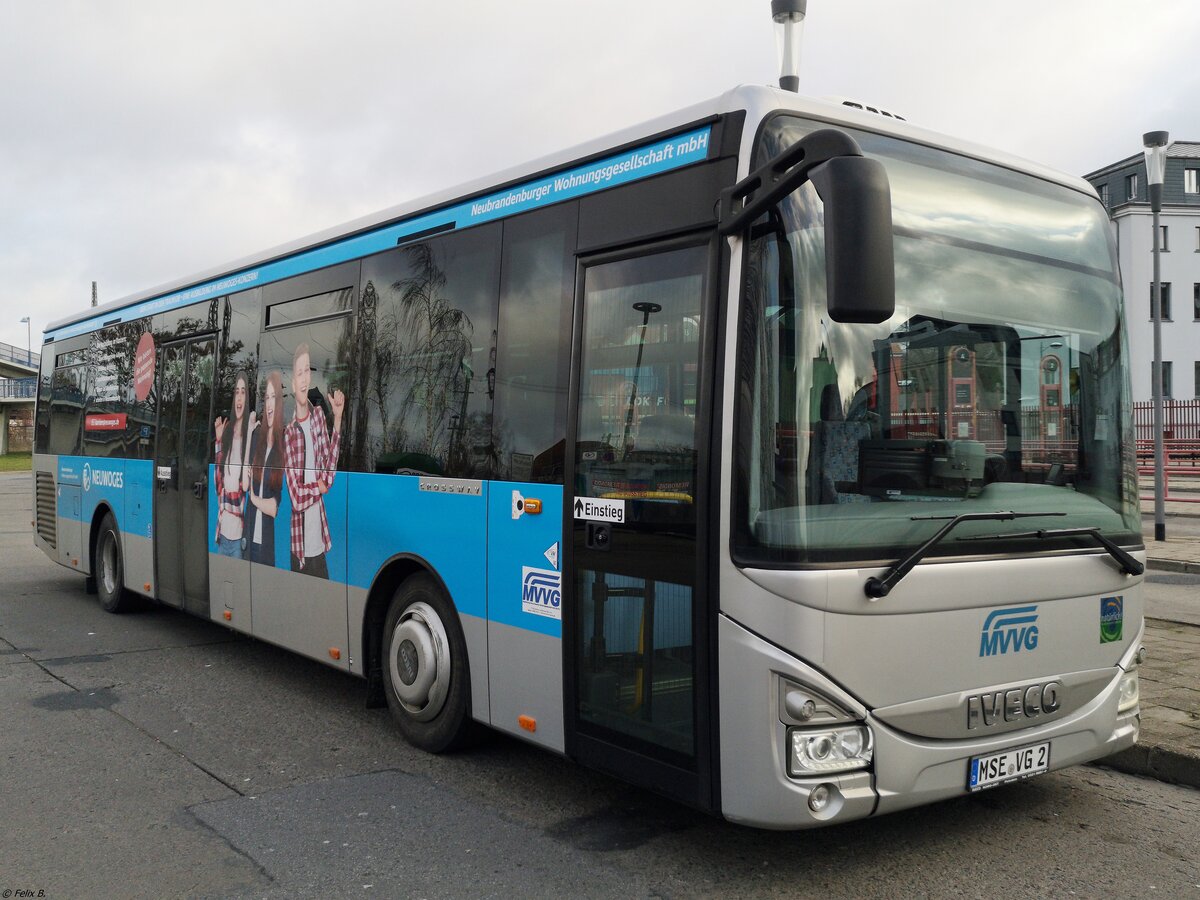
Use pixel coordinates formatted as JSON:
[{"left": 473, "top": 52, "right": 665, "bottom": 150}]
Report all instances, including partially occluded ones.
[{"left": 47, "top": 84, "right": 1096, "bottom": 341}]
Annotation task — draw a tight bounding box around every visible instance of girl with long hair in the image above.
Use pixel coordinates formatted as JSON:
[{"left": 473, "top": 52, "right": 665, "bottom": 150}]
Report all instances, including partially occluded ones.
[
  {"left": 213, "top": 371, "right": 252, "bottom": 557},
  {"left": 246, "top": 370, "right": 285, "bottom": 566}
]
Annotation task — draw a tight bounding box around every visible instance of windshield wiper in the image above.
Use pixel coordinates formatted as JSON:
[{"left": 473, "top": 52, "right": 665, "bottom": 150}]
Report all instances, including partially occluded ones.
[
  {"left": 957, "top": 526, "right": 1144, "bottom": 577},
  {"left": 864, "top": 511, "right": 1065, "bottom": 600}
]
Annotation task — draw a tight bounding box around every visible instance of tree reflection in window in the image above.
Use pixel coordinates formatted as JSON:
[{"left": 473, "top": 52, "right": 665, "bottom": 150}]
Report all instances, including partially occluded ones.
[{"left": 361, "top": 227, "right": 499, "bottom": 477}]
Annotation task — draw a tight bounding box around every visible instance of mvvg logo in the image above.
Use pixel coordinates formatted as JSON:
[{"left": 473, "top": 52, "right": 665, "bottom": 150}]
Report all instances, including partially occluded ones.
[
  {"left": 521, "top": 567, "right": 562, "bottom": 620},
  {"left": 979, "top": 605, "right": 1039, "bottom": 657}
]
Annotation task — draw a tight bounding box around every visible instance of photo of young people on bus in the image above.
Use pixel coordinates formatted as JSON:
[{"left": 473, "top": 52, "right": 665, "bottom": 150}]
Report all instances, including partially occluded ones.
[
  {"left": 283, "top": 342, "right": 345, "bottom": 578},
  {"left": 213, "top": 370, "right": 253, "bottom": 558},
  {"left": 245, "top": 370, "right": 285, "bottom": 566}
]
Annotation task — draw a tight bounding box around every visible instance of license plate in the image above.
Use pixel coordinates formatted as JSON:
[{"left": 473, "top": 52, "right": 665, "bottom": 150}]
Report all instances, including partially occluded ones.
[{"left": 968, "top": 741, "right": 1050, "bottom": 791}]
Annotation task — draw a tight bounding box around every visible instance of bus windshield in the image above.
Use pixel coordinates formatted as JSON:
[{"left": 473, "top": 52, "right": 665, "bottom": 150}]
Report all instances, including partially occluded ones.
[{"left": 734, "top": 116, "right": 1141, "bottom": 566}]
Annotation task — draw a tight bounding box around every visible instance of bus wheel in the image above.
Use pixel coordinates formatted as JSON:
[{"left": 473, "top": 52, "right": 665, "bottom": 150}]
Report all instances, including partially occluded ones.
[
  {"left": 381, "top": 574, "right": 472, "bottom": 753},
  {"left": 95, "top": 512, "right": 132, "bottom": 614}
]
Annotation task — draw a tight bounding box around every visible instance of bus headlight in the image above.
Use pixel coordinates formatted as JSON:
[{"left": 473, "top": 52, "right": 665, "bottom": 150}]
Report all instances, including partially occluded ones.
[
  {"left": 787, "top": 725, "right": 873, "bottom": 777},
  {"left": 1117, "top": 668, "right": 1139, "bottom": 713}
]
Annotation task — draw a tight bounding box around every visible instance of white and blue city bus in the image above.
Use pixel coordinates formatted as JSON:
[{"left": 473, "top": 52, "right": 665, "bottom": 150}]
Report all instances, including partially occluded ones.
[{"left": 32, "top": 83, "right": 1144, "bottom": 828}]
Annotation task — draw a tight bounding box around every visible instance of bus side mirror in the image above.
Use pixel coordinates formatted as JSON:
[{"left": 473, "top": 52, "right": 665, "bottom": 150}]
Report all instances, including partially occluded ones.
[{"left": 809, "top": 156, "right": 896, "bottom": 324}]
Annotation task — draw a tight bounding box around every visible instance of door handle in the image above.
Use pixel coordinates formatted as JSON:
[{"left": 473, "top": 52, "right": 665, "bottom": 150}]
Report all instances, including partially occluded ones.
[
  {"left": 586, "top": 522, "right": 612, "bottom": 551},
  {"left": 192, "top": 478, "right": 207, "bottom": 500}
]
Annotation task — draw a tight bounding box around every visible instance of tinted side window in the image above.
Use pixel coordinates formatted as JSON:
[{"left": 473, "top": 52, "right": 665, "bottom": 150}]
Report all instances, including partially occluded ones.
[
  {"left": 360, "top": 224, "right": 501, "bottom": 478},
  {"left": 211, "top": 290, "right": 263, "bottom": 472},
  {"left": 48, "top": 364, "right": 85, "bottom": 456},
  {"left": 259, "top": 316, "right": 354, "bottom": 471},
  {"left": 83, "top": 318, "right": 154, "bottom": 459},
  {"left": 493, "top": 205, "right": 577, "bottom": 484},
  {"left": 42, "top": 337, "right": 90, "bottom": 456},
  {"left": 34, "top": 350, "right": 53, "bottom": 452}
]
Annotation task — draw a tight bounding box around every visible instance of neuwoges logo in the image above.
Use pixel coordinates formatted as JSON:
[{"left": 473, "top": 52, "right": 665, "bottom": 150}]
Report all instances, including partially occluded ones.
[
  {"left": 82, "top": 463, "right": 124, "bottom": 492},
  {"left": 979, "top": 604, "right": 1040, "bottom": 657},
  {"left": 521, "top": 567, "right": 561, "bottom": 620}
]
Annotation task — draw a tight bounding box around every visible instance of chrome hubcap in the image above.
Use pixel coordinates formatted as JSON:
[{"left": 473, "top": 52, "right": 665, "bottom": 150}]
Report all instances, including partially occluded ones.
[{"left": 388, "top": 601, "right": 450, "bottom": 722}]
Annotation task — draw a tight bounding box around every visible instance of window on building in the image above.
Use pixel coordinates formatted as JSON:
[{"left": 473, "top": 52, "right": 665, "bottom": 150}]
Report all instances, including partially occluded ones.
[
  {"left": 1194, "top": 283, "right": 1200, "bottom": 320},
  {"left": 1196, "top": 226, "right": 1200, "bottom": 251},
  {"left": 1195, "top": 361, "right": 1200, "bottom": 399},
  {"left": 1186, "top": 168, "right": 1199, "bottom": 194},
  {"left": 1126, "top": 173, "right": 1139, "bottom": 201},
  {"left": 1153, "top": 361, "right": 1173, "bottom": 399},
  {"left": 1096, "top": 183, "right": 1109, "bottom": 206},
  {"left": 1160, "top": 225, "right": 1170, "bottom": 251},
  {"left": 1151, "top": 282, "right": 1172, "bottom": 320}
]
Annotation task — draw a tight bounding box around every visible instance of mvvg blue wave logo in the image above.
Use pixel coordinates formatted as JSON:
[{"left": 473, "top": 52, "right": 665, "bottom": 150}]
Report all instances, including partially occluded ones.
[
  {"left": 979, "top": 605, "right": 1040, "bottom": 657},
  {"left": 521, "top": 567, "right": 561, "bottom": 620}
]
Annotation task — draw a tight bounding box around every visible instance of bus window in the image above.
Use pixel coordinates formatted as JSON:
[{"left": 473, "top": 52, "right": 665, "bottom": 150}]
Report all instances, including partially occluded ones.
[
  {"left": 360, "top": 224, "right": 501, "bottom": 478},
  {"left": 493, "top": 205, "right": 577, "bottom": 484}
]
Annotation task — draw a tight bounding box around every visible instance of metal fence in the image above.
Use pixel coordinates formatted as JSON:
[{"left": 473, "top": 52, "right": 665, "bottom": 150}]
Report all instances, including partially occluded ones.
[
  {"left": 1133, "top": 399, "right": 1200, "bottom": 441},
  {"left": 0, "top": 339, "right": 38, "bottom": 370},
  {"left": 0, "top": 377, "right": 36, "bottom": 399}
]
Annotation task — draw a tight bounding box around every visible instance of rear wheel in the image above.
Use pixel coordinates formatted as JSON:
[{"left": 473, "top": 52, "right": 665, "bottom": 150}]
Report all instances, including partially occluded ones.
[
  {"left": 95, "top": 512, "right": 133, "bottom": 614},
  {"left": 381, "top": 574, "right": 474, "bottom": 753}
]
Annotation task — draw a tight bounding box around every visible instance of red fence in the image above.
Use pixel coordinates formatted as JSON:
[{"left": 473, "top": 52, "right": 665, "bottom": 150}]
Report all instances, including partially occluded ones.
[
  {"left": 1135, "top": 402, "right": 1200, "bottom": 502},
  {"left": 1133, "top": 399, "right": 1200, "bottom": 442}
]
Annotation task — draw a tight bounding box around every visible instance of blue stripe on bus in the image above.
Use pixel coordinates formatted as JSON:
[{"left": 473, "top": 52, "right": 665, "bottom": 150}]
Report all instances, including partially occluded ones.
[
  {"left": 345, "top": 473, "right": 488, "bottom": 621},
  {"left": 487, "top": 482, "right": 563, "bottom": 639},
  {"left": 46, "top": 125, "right": 713, "bottom": 343},
  {"left": 56, "top": 456, "right": 154, "bottom": 540}
]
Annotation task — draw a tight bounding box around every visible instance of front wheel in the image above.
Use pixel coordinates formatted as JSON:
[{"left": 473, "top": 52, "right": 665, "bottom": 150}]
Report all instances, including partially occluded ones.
[
  {"left": 381, "top": 574, "right": 474, "bottom": 753},
  {"left": 95, "top": 512, "right": 133, "bottom": 614}
]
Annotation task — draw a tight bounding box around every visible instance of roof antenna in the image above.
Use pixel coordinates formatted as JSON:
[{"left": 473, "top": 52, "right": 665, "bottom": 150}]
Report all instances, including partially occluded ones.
[{"left": 772, "top": 0, "right": 806, "bottom": 92}]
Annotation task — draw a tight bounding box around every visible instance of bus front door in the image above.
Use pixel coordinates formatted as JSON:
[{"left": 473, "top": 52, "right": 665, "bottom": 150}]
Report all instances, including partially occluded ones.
[
  {"left": 566, "top": 239, "right": 715, "bottom": 811},
  {"left": 154, "top": 336, "right": 216, "bottom": 615}
]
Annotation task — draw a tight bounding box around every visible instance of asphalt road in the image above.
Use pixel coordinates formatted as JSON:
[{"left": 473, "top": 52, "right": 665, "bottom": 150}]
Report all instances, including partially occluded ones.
[{"left": 3, "top": 471, "right": 1199, "bottom": 899}]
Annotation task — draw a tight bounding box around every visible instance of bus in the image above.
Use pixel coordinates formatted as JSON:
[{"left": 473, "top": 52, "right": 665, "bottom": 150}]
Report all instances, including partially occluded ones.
[{"left": 32, "top": 83, "right": 1144, "bottom": 829}]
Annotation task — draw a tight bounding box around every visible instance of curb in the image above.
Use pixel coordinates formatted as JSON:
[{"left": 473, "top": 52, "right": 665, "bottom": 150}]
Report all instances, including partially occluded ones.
[
  {"left": 1146, "top": 558, "right": 1200, "bottom": 575},
  {"left": 1096, "top": 743, "right": 1200, "bottom": 790}
]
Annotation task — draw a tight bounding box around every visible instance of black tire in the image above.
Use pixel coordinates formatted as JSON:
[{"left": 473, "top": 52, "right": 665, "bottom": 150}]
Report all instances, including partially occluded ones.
[
  {"left": 381, "top": 573, "right": 474, "bottom": 753},
  {"left": 95, "top": 512, "right": 133, "bottom": 614}
]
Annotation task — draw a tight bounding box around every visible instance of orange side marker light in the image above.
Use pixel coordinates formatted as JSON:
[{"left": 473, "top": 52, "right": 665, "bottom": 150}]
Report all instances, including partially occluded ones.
[
  {"left": 223, "top": 610, "right": 232, "bottom": 621},
  {"left": 144, "top": 583, "right": 152, "bottom": 592},
  {"left": 518, "top": 715, "right": 537, "bottom": 733},
  {"left": 329, "top": 647, "right": 341, "bottom": 661},
  {"left": 523, "top": 498, "right": 542, "bottom": 514}
]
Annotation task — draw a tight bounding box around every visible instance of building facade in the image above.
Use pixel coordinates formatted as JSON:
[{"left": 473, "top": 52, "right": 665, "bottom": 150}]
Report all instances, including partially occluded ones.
[{"left": 1084, "top": 141, "right": 1200, "bottom": 402}]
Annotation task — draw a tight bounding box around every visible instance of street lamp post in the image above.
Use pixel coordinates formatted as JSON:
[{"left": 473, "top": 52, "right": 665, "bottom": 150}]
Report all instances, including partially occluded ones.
[
  {"left": 1144, "top": 130, "right": 1169, "bottom": 542},
  {"left": 19, "top": 316, "right": 30, "bottom": 366}
]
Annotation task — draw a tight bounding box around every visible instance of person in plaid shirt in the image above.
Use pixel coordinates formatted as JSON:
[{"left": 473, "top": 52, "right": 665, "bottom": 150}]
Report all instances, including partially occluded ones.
[{"left": 283, "top": 343, "right": 345, "bottom": 578}]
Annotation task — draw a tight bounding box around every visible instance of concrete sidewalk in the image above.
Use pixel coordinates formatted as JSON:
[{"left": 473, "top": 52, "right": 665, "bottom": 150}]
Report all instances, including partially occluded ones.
[{"left": 1101, "top": 520, "right": 1200, "bottom": 788}]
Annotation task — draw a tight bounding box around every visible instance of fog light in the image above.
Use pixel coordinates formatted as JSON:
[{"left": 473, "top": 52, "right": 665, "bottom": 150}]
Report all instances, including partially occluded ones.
[
  {"left": 808, "top": 782, "right": 832, "bottom": 812},
  {"left": 788, "top": 725, "right": 873, "bottom": 776},
  {"left": 1118, "top": 669, "right": 1139, "bottom": 713}
]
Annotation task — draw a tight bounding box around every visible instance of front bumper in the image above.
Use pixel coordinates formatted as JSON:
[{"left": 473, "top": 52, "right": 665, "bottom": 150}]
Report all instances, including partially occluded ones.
[{"left": 718, "top": 614, "right": 1141, "bottom": 830}]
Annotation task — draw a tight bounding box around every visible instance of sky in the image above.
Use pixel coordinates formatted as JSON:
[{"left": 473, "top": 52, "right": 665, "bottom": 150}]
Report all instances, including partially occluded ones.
[{"left": 2, "top": 0, "right": 1199, "bottom": 353}]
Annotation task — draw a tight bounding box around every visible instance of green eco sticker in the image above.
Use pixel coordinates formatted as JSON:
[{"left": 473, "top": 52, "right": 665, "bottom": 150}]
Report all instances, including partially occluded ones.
[{"left": 1100, "top": 595, "right": 1123, "bottom": 643}]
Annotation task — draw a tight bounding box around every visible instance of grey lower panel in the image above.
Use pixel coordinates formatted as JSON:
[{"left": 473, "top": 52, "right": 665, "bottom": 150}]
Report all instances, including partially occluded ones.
[
  {"left": 347, "top": 586, "right": 367, "bottom": 676},
  {"left": 123, "top": 533, "right": 155, "bottom": 600},
  {"left": 250, "top": 562, "right": 349, "bottom": 671},
  {"left": 487, "top": 620, "right": 563, "bottom": 754},
  {"left": 208, "top": 552, "right": 253, "bottom": 635},
  {"left": 56, "top": 514, "right": 83, "bottom": 574},
  {"left": 460, "top": 612, "right": 491, "bottom": 728}
]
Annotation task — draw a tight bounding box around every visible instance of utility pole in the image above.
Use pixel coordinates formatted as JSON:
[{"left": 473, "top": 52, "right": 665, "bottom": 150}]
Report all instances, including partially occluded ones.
[{"left": 92, "top": 281, "right": 98, "bottom": 307}]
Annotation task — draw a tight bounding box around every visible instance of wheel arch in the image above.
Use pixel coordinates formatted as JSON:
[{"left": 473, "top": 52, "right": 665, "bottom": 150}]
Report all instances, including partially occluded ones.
[
  {"left": 361, "top": 553, "right": 461, "bottom": 708},
  {"left": 86, "top": 501, "right": 118, "bottom": 579}
]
